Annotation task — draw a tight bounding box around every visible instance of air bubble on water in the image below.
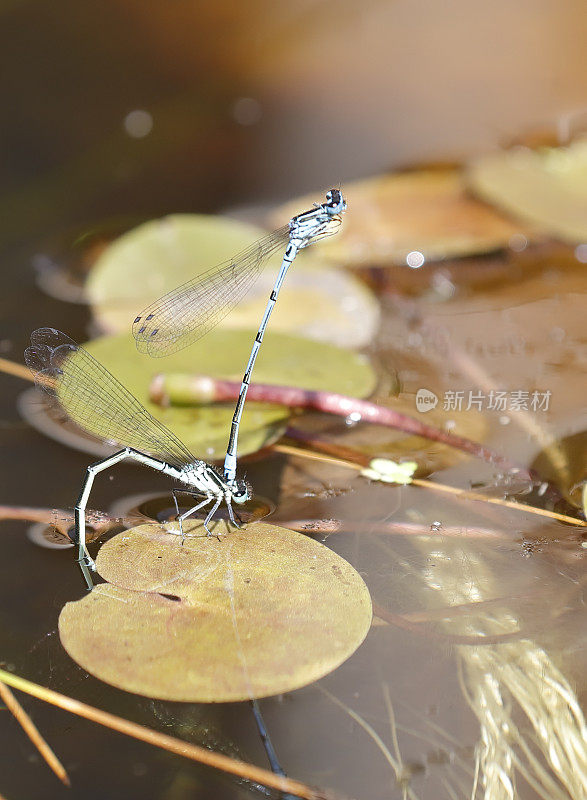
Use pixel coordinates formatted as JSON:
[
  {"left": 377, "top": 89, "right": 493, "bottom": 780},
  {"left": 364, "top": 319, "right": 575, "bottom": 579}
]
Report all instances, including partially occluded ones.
[
  {"left": 508, "top": 233, "right": 528, "bottom": 252},
  {"left": 232, "top": 97, "right": 262, "bottom": 126},
  {"left": 27, "top": 523, "right": 72, "bottom": 550},
  {"left": 549, "top": 326, "right": 566, "bottom": 343},
  {"left": 431, "top": 271, "right": 456, "bottom": 299},
  {"left": 406, "top": 251, "right": 425, "bottom": 269}
]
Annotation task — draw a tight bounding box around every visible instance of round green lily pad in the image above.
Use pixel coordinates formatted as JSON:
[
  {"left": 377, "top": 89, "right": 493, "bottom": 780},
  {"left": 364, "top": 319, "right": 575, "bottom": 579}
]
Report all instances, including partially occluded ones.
[
  {"left": 86, "top": 213, "right": 380, "bottom": 349},
  {"left": 59, "top": 521, "right": 373, "bottom": 702},
  {"left": 81, "top": 330, "right": 376, "bottom": 460}
]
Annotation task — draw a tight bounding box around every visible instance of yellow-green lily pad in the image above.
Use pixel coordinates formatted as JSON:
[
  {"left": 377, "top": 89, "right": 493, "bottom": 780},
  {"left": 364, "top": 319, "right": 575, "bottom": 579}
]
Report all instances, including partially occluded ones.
[
  {"left": 86, "top": 213, "right": 380, "bottom": 349},
  {"left": 529, "top": 430, "right": 587, "bottom": 509},
  {"left": 58, "top": 521, "right": 373, "bottom": 702},
  {"left": 81, "top": 330, "right": 376, "bottom": 460},
  {"left": 467, "top": 140, "right": 587, "bottom": 243},
  {"left": 270, "top": 169, "right": 533, "bottom": 267}
]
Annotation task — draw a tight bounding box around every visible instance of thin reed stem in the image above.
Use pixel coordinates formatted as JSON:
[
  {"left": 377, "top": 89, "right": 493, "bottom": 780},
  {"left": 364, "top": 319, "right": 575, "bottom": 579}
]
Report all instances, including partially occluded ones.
[
  {"left": 272, "top": 442, "right": 586, "bottom": 528},
  {"left": 0, "top": 669, "right": 342, "bottom": 800},
  {"left": 0, "top": 680, "right": 70, "bottom": 786}
]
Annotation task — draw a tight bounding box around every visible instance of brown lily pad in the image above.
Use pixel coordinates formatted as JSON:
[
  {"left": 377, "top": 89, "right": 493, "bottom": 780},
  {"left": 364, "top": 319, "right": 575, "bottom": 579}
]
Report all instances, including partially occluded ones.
[
  {"left": 270, "top": 168, "right": 533, "bottom": 267},
  {"left": 467, "top": 139, "right": 587, "bottom": 243},
  {"left": 59, "top": 521, "right": 372, "bottom": 702}
]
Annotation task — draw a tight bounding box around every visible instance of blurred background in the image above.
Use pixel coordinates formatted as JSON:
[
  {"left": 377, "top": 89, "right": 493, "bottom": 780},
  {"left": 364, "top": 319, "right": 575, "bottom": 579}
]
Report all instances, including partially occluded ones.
[{"left": 2, "top": 0, "right": 587, "bottom": 251}]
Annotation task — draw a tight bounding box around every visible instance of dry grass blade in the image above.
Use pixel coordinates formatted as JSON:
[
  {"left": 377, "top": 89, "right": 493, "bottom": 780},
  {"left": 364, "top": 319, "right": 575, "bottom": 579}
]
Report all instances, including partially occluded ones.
[
  {"left": 0, "top": 680, "right": 70, "bottom": 786},
  {"left": 0, "top": 356, "right": 54, "bottom": 389},
  {"left": 319, "top": 686, "right": 421, "bottom": 800},
  {"left": 0, "top": 357, "right": 33, "bottom": 383},
  {"left": 273, "top": 443, "right": 587, "bottom": 528},
  {"left": 412, "top": 535, "right": 587, "bottom": 799},
  {"left": 0, "top": 668, "right": 346, "bottom": 800}
]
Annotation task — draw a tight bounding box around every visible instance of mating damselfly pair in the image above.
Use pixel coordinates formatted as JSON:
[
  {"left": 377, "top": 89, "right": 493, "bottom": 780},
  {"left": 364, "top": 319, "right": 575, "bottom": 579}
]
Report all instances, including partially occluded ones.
[{"left": 26, "top": 190, "right": 346, "bottom": 589}]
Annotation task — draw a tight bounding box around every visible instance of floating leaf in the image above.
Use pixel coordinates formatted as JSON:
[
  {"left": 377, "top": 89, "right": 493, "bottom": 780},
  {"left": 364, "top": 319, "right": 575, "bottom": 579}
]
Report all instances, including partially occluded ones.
[
  {"left": 361, "top": 459, "right": 417, "bottom": 484},
  {"left": 467, "top": 140, "right": 587, "bottom": 243},
  {"left": 59, "top": 521, "right": 372, "bottom": 702},
  {"left": 86, "top": 214, "right": 379, "bottom": 348},
  {"left": 270, "top": 169, "right": 532, "bottom": 267},
  {"left": 75, "top": 331, "right": 376, "bottom": 460},
  {"left": 529, "top": 430, "right": 587, "bottom": 509}
]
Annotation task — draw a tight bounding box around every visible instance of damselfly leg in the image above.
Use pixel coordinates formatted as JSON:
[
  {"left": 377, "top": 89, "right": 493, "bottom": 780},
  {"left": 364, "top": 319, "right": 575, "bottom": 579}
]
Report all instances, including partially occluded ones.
[{"left": 25, "top": 328, "right": 249, "bottom": 590}]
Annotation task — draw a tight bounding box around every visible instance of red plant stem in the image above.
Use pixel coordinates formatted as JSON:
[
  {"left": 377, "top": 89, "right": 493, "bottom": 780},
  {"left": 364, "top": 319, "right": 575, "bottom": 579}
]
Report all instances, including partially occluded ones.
[
  {"left": 150, "top": 374, "right": 530, "bottom": 477},
  {"left": 0, "top": 505, "right": 126, "bottom": 542}
]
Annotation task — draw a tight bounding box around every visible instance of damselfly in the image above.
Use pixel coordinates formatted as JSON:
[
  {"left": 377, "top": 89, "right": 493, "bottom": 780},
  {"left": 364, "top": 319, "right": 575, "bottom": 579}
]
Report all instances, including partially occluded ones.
[
  {"left": 25, "top": 328, "right": 250, "bottom": 591},
  {"left": 133, "top": 189, "right": 347, "bottom": 482}
]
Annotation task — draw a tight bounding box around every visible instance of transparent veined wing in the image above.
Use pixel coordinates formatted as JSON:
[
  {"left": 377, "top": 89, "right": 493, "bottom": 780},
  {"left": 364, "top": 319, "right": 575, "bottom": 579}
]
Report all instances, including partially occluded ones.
[
  {"left": 132, "top": 225, "right": 290, "bottom": 357},
  {"left": 24, "top": 328, "right": 198, "bottom": 469}
]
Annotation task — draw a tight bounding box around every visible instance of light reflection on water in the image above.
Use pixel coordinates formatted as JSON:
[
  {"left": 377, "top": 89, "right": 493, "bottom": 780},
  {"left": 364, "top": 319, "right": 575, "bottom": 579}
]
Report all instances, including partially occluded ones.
[
  {"left": 1, "top": 6, "right": 586, "bottom": 798},
  {"left": 6, "top": 238, "right": 586, "bottom": 800}
]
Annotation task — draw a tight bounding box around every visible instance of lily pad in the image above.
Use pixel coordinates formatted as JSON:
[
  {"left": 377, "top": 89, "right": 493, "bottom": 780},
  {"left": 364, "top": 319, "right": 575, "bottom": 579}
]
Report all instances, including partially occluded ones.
[
  {"left": 467, "top": 140, "right": 587, "bottom": 243},
  {"left": 80, "top": 330, "right": 376, "bottom": 460},
  {"left": 86, "top": 214, "right": 379, "bottom": 349},
  {"left": 270, "top": 169, "right": 532, "bottom": 267},
  {"left": 529, "top": 430, "right": 587, "bottom": 509},
  {"left": 59, "top": 521, "right": 372, "bottom": 702}
]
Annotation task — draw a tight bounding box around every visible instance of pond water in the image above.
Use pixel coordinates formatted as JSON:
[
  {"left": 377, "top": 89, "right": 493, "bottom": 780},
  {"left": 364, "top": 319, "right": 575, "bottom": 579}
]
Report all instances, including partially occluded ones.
[{"left": 0, "top": 4, "right": 586, "bottom": 800}]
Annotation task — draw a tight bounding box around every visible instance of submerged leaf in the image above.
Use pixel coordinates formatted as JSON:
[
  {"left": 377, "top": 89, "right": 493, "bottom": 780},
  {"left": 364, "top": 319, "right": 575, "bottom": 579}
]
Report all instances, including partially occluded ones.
[
  {"left": 87, "top": 213, "right": 379, "bottom": 348},
  {"left": 59, "top": 521, "right": 372, "bottom": 702},
  {"left": 271, "top": 169, "right": 532, "bottom": 267}
]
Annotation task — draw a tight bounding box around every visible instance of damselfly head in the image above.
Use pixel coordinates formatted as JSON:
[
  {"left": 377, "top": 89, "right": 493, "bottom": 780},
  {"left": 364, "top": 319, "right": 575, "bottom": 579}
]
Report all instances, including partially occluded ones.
[
  {"left": 325, "top": 189, "right": 346, "bottom": 216},
  {"left": 231, "top": 478, "right": 251, "bottom": 504}
]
